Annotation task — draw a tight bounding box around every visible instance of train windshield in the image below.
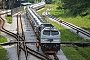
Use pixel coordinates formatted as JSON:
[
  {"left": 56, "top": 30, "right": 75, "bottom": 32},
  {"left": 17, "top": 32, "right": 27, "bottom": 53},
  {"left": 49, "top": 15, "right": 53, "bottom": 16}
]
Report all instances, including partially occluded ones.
[
  {"left": 43, "top": 30, "right": 50, "bottom": 35},
  {"left": 51, "top": 31, "right": 59, "bottom": 35},
  {"left": 43, "top": 30, "right": 59, "bottom": 35}
]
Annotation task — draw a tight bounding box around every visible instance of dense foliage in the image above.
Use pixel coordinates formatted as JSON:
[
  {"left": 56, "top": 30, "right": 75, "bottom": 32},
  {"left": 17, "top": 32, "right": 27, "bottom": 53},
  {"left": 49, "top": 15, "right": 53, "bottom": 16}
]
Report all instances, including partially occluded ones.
[
  {"left": 62, "top": 0, "right": 90, "bottom": 15},
  {"left": 52, "top": 0, "right": 90, "bottom": 16}
]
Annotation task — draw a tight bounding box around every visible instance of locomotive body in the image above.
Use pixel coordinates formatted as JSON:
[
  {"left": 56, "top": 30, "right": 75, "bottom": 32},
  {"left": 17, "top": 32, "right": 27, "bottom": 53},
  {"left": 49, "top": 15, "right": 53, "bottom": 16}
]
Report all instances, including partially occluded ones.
[
  {"left": 40, "top": 24, "right": 60, "bottom": 53},
  {"left": 26, "top": 2, "right": 60, "bottom": 54}
]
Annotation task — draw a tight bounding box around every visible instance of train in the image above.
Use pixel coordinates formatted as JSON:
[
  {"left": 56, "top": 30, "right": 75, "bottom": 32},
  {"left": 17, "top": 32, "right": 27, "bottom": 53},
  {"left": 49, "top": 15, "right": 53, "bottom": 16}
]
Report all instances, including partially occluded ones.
[{"left": 26, "top": 2, "right": 60, "bottom": 54}]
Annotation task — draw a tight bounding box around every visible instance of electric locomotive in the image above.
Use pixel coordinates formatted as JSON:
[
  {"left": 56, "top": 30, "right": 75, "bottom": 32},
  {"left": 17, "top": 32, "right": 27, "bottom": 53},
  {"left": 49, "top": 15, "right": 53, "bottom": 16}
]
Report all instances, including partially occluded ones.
[{"left": 26, "top": 2, "right": 60, "bottom": 54}]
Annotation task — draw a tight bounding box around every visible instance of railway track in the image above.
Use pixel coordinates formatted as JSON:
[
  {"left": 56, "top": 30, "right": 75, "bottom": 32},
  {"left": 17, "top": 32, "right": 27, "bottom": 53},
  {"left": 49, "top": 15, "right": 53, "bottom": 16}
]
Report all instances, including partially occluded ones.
[
  {"left": 17, "top": 12, "right": 51, "bottom": 60},
  {"left": 17, "top": 13, "right": 28, "bottom": 60},
  {"left": 0, "top": 15, "right": 18, "bottom": 39},
  {"left": 0, "top": 12, "right": 28, "bottom": 60},
  {"left": 44, "top": 11, "right": 90, "bottom": 38},
  {"left": 0, "top": 11, "right": 50, "bottom": 60}
]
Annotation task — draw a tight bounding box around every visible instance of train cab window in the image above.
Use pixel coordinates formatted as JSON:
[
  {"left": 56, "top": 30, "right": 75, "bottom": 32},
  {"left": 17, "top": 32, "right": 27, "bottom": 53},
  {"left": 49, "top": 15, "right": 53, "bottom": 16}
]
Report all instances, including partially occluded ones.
[
  {"left": 51, "top": 31, "right": 59, "bottom": 35},
  {"left": 43, "top": 30, "right": 50, "bottom": 35}
]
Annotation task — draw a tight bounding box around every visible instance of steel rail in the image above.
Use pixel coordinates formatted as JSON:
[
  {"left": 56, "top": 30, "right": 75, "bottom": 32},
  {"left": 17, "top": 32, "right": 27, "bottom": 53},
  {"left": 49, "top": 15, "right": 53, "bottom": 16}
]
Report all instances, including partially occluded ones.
[{"left": 17, "top": 13, "right": 28, "bottom": 60}]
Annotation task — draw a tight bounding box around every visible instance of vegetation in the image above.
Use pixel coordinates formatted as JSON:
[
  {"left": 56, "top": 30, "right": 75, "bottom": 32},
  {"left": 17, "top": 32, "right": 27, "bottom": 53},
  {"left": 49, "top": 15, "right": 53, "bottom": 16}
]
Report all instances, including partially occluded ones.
[
  {"left": 61, "top": 46, "right": 86, "bottom": 60},
  {"left": 0, "top": 35, "right": 7, "bottom": 43},
  {"left": 0, "top": 45, "right": 8, "bottom": 60},
  {"left": 5, "top": 15, "right": 12, "bottom": 24},
  {"left": 49, "top": 0, "right": 90, "bottom": 16},
  {"left": 62, "top": 46, "right": 90, "bottom": 60},
  {"left": 61, "top": 0, "right": 90, "bottom": 16},
  {"left": 76, "top": 47, "right": 90, "bottom": 60},
  {"left": 38, "top": 4, "right": 57, "bottom": 16},
  {"left": 46, "top": 4, "right": 57, "bottom": 9},
  {"left": 61, "top": 46, "right": 90, "bottom": 60},
  {"left": 0, "top": 35, "right": 8, "bottom": 60}
]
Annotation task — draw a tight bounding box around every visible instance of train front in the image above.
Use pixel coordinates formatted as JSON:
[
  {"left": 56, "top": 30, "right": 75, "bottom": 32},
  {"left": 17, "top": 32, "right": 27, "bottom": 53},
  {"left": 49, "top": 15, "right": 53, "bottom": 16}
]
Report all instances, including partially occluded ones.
[{"left": 40, "top": 27, "right": 60, "bottom": 54}]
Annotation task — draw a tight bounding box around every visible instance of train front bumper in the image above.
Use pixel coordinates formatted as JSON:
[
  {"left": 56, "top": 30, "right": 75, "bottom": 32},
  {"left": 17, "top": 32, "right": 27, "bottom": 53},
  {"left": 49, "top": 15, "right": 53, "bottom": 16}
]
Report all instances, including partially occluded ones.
[{"left": 41, "top": 43, "right": 60, "bottom": 53}]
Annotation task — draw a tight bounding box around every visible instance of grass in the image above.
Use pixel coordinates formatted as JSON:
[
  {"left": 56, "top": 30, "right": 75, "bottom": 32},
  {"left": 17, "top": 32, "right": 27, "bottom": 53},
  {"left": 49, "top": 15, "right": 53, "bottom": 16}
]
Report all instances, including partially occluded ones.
[
  {"left": 0, "top": 35, "right": 7, "bottom": 43},
  {"left": 76, "top": 47, "right": 90, "bottom": 60},
  {"left": 5, "top": 15, "right": 12, "bottom": 24},
  {"left": 0, "top": 35, "right": 8, "bottom": 60},
  {"left": 0, "top": 45, "right": 8, "bottom": 60},
  {"left": 46, "top": 4, "right": 58, "bottom": 9},
  {"left": 61, "top": 46, "right": 86, "bottom": 60}
]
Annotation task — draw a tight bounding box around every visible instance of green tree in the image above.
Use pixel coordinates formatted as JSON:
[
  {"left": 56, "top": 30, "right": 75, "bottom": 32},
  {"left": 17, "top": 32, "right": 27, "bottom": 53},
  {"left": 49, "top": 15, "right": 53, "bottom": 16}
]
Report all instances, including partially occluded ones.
[
  {"left": 61, "top": 0, "right": 90, "bottom": 15},
  {"left": 55, "top": 0, "right": 63, "bottom": 9}
]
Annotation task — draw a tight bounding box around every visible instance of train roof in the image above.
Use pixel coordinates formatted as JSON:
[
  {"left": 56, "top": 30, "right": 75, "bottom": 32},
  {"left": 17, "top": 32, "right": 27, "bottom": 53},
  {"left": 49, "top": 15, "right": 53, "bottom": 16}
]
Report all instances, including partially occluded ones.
[
  {"left": 40, "top": 23, "right": 54, "bottom": 27},
  {"left": 43, "top": 27, "right": 59, "bottom": 33}
]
